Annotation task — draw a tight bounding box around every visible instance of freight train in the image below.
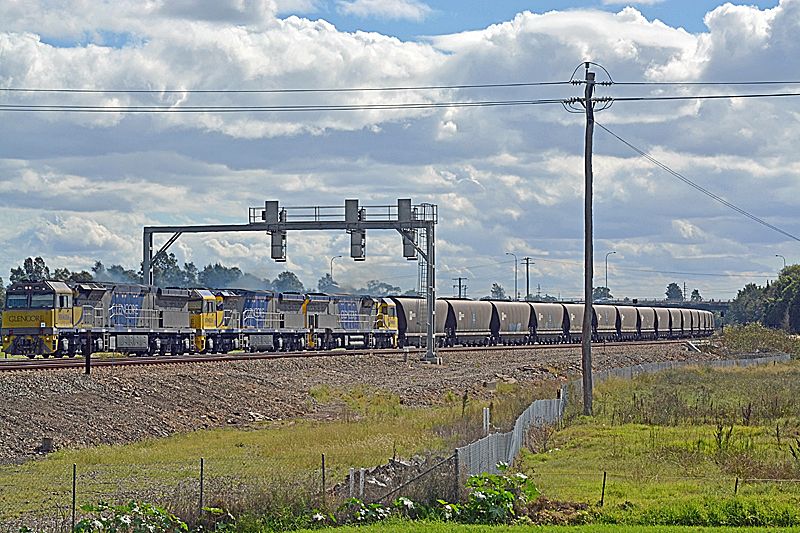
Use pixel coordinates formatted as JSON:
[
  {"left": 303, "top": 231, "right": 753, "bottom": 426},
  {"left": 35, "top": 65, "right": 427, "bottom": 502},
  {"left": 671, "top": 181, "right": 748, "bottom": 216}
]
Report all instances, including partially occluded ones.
[
  {"left": 0, "top": 280, "right": 714, "bottom": 358},
  {"left": 390, "top": 297, "right": 715, "bottom": 347}
]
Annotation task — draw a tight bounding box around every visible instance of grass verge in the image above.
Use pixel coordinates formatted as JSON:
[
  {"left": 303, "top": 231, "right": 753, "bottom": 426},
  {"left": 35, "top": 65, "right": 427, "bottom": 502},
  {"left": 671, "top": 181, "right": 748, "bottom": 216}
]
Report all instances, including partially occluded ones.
[{"left": 520, "top": 361, "right": 800, "bottom": 526}]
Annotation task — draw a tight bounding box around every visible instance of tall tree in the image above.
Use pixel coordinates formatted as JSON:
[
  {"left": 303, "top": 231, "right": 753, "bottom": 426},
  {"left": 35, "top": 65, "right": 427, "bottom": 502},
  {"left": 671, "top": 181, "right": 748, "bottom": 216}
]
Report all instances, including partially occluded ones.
[
  {"left": 592, "top": 286, "right": 612, "bottom": 301},
  {"left": 151, "top": 253, "right": 196, "bottom": 287},
  {"left": 198, "top": 263, "right": 243, "bottom": 288},
  {"left": 665, "top": 282, "right": 683, "bottom": 302},
  {"left": 10, "top": 257, "right": 51, "bottom": 283},
  {"left": 53, "top": 268, "right": 93, "bottom": 283},
  {"left": 728, "top": 283, "right": 766, "bottom": 325},
  {"left": 690, "top": 289, "right": 703, "bottom": 302},
  {"left": 272, "top": 271, "right": 305, "bottom": 293},
  {"left": 490, "top": 283, "right": 507, "bottom": 300}
]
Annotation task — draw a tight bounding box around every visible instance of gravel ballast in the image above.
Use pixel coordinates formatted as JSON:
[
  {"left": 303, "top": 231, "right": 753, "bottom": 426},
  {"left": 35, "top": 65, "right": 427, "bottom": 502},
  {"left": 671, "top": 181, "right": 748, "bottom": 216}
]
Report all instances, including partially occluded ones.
[{"left": 1, "top": 343, "right": 715, "bottom": 463}]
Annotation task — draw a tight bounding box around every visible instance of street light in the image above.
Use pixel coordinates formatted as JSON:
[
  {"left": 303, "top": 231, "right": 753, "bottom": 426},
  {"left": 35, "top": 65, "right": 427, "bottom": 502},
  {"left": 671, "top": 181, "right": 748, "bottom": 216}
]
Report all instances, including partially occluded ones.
[
  {"left": 329, "top": 255, "right": 343, "bottom": 281},
  {"left": 776, "top": 254, "right": 786, "bottom": 270},
  {"left": 505, "top": 252, "right": 518, "bottom": 300},
  {"left": 605, "top": 251, "right": 617, "bottom": 296}
]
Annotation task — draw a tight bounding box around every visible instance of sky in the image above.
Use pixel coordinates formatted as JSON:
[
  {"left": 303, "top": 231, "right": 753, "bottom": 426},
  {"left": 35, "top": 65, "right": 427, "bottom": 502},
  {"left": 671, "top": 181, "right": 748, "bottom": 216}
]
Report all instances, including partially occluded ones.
[{"left": 0, "top": 0, "right": 798, "bottom": 300}]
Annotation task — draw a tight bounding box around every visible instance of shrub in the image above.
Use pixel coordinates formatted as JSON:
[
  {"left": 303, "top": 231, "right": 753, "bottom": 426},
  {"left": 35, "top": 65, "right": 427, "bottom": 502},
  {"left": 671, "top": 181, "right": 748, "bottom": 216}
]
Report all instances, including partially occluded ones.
[
  {"left": 460, "top": 463, "right": 540, "bottom": 524},
  {"left": 73, "top": 501, "right": 188, "bottom": 532}
]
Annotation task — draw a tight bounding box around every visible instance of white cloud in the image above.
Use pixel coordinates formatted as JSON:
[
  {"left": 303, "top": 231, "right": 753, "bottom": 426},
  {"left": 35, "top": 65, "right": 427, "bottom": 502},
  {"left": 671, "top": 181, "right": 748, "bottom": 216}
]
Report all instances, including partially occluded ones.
[
  {"left": 602, "top": 0, "right": 665, "bottom": 5},
  {"left": 336, "top": 0, "right": 432, "bottom": 21},
  {"left": 0, "top": 2, "right": 798, "bottom": 298}
]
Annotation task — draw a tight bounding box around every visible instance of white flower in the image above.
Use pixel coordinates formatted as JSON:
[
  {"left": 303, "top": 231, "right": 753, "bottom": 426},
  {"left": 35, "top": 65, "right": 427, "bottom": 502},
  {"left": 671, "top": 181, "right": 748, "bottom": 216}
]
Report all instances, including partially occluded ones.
[
  {"left": 474, "top": 491, "right": 486, "bottom": 500},
  {"left": 398, "top": 496, "right": 414, "bottom": 509},
  {"left": 514, "top": 472, "right": 528, "bottom": 481},
  {"left": 312, "top": 513, "right": 325, "bottom": 522}
]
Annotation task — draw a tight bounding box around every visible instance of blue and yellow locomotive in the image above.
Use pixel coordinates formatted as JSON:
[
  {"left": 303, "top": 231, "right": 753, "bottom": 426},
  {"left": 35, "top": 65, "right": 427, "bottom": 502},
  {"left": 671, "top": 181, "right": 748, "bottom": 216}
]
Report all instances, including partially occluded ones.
[{"left": 1, "top": 280, "right": 399, "bottom": 358}]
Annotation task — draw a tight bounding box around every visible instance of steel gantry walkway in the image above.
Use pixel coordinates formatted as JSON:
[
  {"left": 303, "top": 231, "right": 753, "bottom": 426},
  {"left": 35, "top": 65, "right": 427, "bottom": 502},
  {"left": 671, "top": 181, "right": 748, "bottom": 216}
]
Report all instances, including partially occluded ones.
[{"left": 142, "top": 198, "right": 440, "bottom": 362}]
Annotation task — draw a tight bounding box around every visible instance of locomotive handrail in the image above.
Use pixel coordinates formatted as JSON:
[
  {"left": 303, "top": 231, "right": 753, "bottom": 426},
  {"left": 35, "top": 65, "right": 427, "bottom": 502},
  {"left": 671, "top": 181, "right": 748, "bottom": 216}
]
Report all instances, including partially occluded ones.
[
  {"left": 241, "top": 308, "right": 282, "bottom": 329},
  {"left": 108, "top": 304, "right": 161, "bottom": 329},
  {"left": 338, "top": 312, "right": 374, "bottom": 331}
]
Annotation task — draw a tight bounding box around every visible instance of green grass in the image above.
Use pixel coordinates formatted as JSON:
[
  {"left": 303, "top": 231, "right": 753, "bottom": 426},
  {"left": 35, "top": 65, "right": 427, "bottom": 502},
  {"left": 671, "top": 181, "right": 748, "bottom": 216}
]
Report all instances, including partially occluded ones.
[
  {"left": 519, "top": 361, "right": 800, "bottom": 526},
  {"left": 0, "top": 414, "right": 443, "bottom": 518},
  {"left": 291, "top": 519, "right": 800, "bottom": 532}
]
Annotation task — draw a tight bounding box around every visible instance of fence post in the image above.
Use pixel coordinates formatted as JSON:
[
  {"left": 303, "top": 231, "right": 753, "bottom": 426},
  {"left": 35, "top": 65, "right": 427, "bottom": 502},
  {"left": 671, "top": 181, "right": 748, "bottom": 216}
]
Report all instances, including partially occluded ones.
[
  {"left": 483, "top": 407, "right": 490, "bottom": 435},
  {"left": 321, "top": 453, "right": 326, "bottom": 506},
  {"left": 359, "top": 468, "right": 365, "bottom": 499},
  {"left": 349, "top": 468, "right": 355, "bottom": 498},
  {"left": 453, "top": 450, "right": 460, "bottom": 502},
  {"left": 734, "top": 477, "right": 739, "bottom": 495},
  {"left": 600, "top": 471, "right": 607, "bottom": 507},
  {"left": 71, "top": 463, "right": 77, "bottom": 531},
  {"left": 199, "top": 457, "right": 205, "bottom": 513}
]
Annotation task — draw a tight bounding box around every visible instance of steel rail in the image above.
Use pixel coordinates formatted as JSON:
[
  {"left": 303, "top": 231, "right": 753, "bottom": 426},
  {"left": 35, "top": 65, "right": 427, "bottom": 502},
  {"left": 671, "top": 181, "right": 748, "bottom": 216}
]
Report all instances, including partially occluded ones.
[{"left": 0, "top": 339, "right": 686, "bottom": 372}]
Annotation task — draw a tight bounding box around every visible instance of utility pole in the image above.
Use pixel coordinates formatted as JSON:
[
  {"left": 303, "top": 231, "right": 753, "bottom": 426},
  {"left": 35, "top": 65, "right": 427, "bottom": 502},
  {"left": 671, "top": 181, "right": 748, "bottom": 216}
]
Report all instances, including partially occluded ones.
[
  {"left": 683, "top": 281, "right": 687, "bottom": 302},
  {"left": 452, "top": 277, "right": 468, "bottom": 298},
  {"left": 522, "top": 257, "right": 534, "bottom": 300},
  {"left": 505, "top": 252, "right": 518, "bottom": 300},
  {"left": 581, "top": 63, "right": 596, "bottom": 416}
]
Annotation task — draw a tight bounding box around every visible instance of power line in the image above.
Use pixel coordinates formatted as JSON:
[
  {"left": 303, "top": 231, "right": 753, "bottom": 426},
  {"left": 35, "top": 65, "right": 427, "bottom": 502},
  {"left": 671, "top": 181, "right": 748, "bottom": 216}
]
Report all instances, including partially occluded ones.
[
  {"left": 595, "top": 121, "right": 800, "bottom": 244},
  {"left": 0, "top": 80, "right": 572, "bottom": 95},
  {"left": 614, "top": 80, "right": 800, "bottom": 87},
  {"left": 3, "top": 88, "right": 800, "bottom": 114},
  {"left": 0, "top": 98, "right": 564, "bottom": 113},
  {"left": 529, "top": 256, "right": 775, "bottom": 279},
  {"left": 611, "top": 91, "right": 800, "bottom": 103}
]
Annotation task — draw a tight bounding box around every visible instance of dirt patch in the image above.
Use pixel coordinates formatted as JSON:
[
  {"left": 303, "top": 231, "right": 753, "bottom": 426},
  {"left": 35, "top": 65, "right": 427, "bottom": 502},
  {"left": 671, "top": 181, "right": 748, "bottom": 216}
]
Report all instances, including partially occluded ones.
[{"left": 0, "top": 343, "right": 716, "bottom": 463}]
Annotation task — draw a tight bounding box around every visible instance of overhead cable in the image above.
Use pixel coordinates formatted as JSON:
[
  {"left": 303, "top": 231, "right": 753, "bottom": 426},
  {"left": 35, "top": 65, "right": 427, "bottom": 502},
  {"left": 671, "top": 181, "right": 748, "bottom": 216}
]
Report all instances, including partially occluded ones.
[
  {"left": 0, "top": 80, "right": 571, "bottom": 95},
  {"left": 595, "top": 121, "right": 800, "bottom": 244}
]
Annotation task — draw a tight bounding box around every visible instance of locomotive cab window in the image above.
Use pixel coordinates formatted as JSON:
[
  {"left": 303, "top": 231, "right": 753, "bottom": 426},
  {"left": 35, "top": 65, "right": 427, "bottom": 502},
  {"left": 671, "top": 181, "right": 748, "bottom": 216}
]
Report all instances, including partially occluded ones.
[
  {"left": 58, "top": 295, "right": 71, "bottom": 308},
  {"left": 6, "top": 294, "right": 28, "bottom": 309},
  {"left": 30, "top": 294, "right": 54, "bottom": 309}
]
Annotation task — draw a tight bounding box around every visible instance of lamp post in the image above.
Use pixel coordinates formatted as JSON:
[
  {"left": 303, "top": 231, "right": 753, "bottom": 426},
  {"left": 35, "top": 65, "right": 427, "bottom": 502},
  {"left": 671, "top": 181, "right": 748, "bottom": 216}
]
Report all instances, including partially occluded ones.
[
  {"left": 505, "top": 252, "right": 518, "bottom": 300},
  {"left": 604, "top": 251, "right": 617, "bottom": 297},
  {"left": 776, "top": 254, "right": 786, "bottom": 271},
  {"left": 329, "top": 255, "right": 343, "bottom": 281}
]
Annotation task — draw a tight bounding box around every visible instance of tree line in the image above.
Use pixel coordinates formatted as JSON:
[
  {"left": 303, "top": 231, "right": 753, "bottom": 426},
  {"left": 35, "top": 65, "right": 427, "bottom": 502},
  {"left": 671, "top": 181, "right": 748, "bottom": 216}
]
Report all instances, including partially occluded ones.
[
  {"left": 728, "top": 265, "right": 800, "bottom": 331},
  {"left": 2, "top": 256, "right": 416, "bottom": 301}
]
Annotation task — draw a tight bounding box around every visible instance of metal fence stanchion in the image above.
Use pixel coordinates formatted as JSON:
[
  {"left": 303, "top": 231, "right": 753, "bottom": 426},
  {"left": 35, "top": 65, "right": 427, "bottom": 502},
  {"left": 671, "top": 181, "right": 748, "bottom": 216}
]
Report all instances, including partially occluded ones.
[
  {"left": 71, "top": 463, "right": 77, "bottom": 531},
  {"left": 600, "top": 471, "right": 607, "bottom": 506},
  {"left": 453, "top": 450, "right": 460, "bottom": 502},
  {"left": 199, "top": 457, "right": 205, "bottom": 513},
  {"left": 321, "top": 454, "right": 326, "bottom": 506}
]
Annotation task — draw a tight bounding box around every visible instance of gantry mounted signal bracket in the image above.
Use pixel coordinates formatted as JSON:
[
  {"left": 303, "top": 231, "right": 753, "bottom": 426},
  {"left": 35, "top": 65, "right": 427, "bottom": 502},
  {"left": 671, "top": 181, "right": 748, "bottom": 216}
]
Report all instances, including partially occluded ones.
[{"left": 142, "top": 198, "right": 439, "bottom": 362}]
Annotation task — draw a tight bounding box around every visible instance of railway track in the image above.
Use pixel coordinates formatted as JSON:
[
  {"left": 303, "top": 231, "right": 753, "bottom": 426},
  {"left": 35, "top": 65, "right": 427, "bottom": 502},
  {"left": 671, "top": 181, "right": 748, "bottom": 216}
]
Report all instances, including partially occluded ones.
[{"left": 0, "top": 339, "right": 687, "bottom": 372}]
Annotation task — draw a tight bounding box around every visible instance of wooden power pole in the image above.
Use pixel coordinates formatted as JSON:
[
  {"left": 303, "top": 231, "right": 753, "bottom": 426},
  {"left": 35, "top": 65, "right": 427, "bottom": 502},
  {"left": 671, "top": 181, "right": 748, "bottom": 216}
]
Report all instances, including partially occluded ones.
[{"left": 582, "top": 64, "right": 596, "bottom": 416}]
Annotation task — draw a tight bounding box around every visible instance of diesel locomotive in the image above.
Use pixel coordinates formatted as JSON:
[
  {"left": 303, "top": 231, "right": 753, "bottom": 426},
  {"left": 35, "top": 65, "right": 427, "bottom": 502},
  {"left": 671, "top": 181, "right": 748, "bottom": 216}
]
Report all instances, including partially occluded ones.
[{"left": 1, "top": 280, "right": 399, "bottom": 357}]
